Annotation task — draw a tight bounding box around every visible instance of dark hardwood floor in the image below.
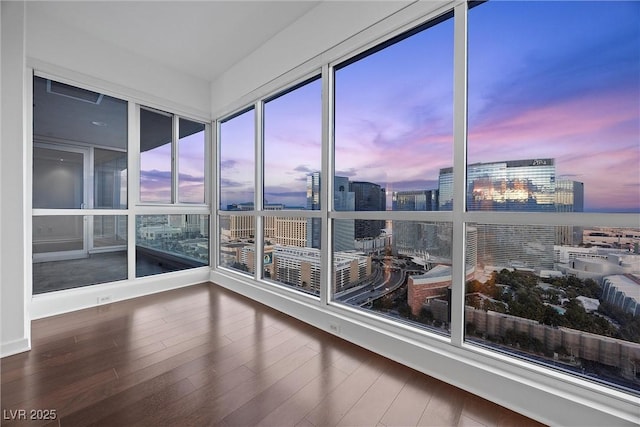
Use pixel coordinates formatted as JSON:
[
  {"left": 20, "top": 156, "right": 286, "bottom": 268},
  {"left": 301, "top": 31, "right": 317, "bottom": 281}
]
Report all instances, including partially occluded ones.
[{"left": 1, "top": 283, "right": 545, "bottom": 426}]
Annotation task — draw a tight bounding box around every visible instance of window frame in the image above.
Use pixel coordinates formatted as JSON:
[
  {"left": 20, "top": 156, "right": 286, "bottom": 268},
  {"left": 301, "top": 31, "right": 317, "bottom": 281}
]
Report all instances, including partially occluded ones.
[
  {"left": 212, "top": 0, "right": 640, "bottom": 409},
  {"left": 31, "top": 70, "right": 212, "bottom": 293},
  {"left": 138, "top": 105, "right": 210, "bottom": 207}
]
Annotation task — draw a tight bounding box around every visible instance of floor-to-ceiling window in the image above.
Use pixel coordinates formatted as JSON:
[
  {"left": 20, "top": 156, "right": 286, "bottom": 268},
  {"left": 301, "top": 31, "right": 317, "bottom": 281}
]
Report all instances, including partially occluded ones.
[
  {"left": 137, "top": 107, "right": 209, "bottom": 277},
  {"left": 464, "top": 0, "right": 640, "bottom": 393},
  {"left": 32, "top": 76, "right": 210, "bottom": 293},
  {"left": 214, "top": 1, "right": 639, "bottom": 399},
  {"left": 218, "top": 107, "right": 256, "bottom": 274},
  {"left": 332, "top": 10, "right": 454, "bottom": 334},
  {"left": 262, "top": 77, "right": 322, "bottom": 295},
  {"left": 32, "top": 76, "right": 129, "bottom": 293}
]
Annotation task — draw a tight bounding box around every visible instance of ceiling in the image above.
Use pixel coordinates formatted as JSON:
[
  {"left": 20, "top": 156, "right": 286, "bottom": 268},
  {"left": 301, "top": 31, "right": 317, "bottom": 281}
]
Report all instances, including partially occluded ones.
[{"left": 28, "top": 1, "right": 322, "bottom": 83}]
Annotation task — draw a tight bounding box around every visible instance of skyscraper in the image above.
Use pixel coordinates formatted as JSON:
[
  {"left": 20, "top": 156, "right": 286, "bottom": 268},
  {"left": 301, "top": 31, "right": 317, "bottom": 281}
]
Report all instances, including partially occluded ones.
[
  {"left": 392, "top": 189, "right": 439, "bottom": 212},
  {"left": 439, "top": 159, "right": 556, "bottom": 211},
  {"left": 555, "top": 179, "right": 585, "bottom": 245},
  {"left": 392, "top": 190, "right": 441, "bottom": 257},
  {"left": 438, "top": 159, "right": 582, "bottom": 270},
  {"left": 306, "top": 172, "right": 355, "bottom": 251},
  {"left": 350, "top": 181, "right": 385, "bottom": 239}
]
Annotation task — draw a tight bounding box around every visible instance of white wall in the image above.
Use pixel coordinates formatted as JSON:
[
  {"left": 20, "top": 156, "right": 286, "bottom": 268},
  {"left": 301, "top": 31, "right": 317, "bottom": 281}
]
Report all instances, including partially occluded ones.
[
  {"left": 26, "top": 2, "right": 211, "bottom": 119},
  {"left": 1, "top": 1, "right": 30, "bottom": 358}
]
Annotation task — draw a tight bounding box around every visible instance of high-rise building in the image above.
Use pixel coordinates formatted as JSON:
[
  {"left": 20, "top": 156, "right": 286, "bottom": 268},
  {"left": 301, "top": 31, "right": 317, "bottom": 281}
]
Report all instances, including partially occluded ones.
[
  {"left": 438, "top": 159, "right": 580, "bottom": 270},
  {"left": 555, "top": 179, "right": 585, "bottom": 245},
  {"left": 350, "top": 181, "right": 385, "bottom": 239},
  {"left": 392, "top": 189, "right": 441, "bottom": 257},
  {"left": 248, "top": 244, "right": 371, "bottom": 294},
  {"left": 263, "top": 203, "right": 285, "bottom": 239},
  {"left": 306, "top": 173, "right": 355, "bottom": 251},
  {"left": 439, "top": 159, "right": 556, "bottom": 211},
  {"left": 270, "top": 217, "right": 307, "bottom": 247},
  {"left": 306, "top": 172, "right": 322, "bottom": 250},
  {"left": 392, "top": 190, "right": 439, "bottom": 211},
  {"left": 223, "top": 202, "right": 285, "bottom": 241},
  {"left": 474, "top": 223, "right": 555, "bottom": 270}
]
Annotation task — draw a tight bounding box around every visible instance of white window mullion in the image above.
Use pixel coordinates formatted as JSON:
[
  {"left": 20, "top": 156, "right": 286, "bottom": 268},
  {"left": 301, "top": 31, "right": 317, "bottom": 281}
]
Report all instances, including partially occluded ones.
[
  {"left": 210, "top": 120, "right": 218, "bottom": 269},
  {"left": 172, "top": 115, "right": 179, "bottom": 204},
  {"left": 128, "top": 102, "right": 139, "bottom": 280},
  {"left": 204, "top": 122, "right": 212, "bottom": 208},
  {"left": 450, "top": 1, "right": 469, "bottom": 348},
  {"left": 255, "top": 102, "right": 265, "bottom": 281},
  {"left": 320, "top": 64, "right": 333, "bottom": 306}
]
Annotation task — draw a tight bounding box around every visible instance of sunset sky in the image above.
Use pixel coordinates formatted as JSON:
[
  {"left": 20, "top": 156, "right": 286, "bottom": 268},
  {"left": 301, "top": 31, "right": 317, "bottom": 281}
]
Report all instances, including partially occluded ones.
[
  {"left": 140, "top": 130, "right": 206, "bottom": 204},
  {"left": 219, "top": 1, "right": 639, "bottom": 213}
]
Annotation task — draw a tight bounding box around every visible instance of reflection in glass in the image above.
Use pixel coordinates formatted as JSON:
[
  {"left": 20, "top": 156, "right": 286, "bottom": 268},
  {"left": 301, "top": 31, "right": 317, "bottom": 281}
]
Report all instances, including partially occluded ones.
[
  {"left": 94, "top": 215, "right": 127, "bottom": 247},
  {"left": 136, "top": 215, "right": 209, "bottom": 277},
  {"left": 33, "top": 147, "right": 84, "bottom": 209},
  {"left": 95, "top": 148, "right": 127, "bottom": 209},
  {"left": 264, "top": 78, "right": 321, "bottom": 209},
  {"left": 440, "top": 159, "right": 560, "bottom": 212},
  {"left": 219, "top": 214, "right": 254, "bottom": 275},
  {"left": 33, "top": 215, "right": 84, "bottom": 254},
  {"left": 178, "top": 118, "right": 206, "bottom": 204},
  {"left": 140, "top": 109, "right": 172, "bottom": 203},
  {"left": 33, "top": 76, "right": 127, "bottom": 150},
  {"left": 465, "top": 223, "right": 640, "bottom": 394},
  {"left": 334, "top": 12, "right": 453, "bottom": 212},
  {"left": 32, "top": 215, "right": 128, "bottom": 294},
  {"left": 468, "top": 1, "right": 640, "bottom": 213},
  {"left": 263, "top": 216, "right": 319, "bottom": 296},
  {"left": 33, "top": 76, "right": 128, "bottom": 210},
  {"left": 220, "top": 109, "right": 255, "bottom": 210},
  {"left": 332, "top": 219, "right": 453, "bottom": 336}
]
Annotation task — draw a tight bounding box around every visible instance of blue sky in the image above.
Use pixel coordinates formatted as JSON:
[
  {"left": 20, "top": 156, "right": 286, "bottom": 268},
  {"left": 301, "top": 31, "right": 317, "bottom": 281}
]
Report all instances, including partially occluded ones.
[{"left": 219, "top": 1, "right": 639, "bottom": 213}]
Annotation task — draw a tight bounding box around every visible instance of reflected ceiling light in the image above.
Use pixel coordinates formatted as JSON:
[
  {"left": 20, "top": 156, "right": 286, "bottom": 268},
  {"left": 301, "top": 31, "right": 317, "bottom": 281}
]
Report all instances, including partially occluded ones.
[{"left": 91, "top": 121, "right": 107, "bottom": 127}]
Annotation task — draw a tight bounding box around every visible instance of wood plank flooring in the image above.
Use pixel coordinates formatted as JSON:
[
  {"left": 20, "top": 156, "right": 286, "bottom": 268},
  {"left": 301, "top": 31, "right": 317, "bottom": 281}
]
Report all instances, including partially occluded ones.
[{"left": 1, "top": 283, "right": 546, "bottom": 426}]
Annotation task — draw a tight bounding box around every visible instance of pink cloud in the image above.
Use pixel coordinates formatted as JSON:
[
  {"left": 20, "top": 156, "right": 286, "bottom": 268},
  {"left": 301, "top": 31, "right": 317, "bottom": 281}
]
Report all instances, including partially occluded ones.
[{"left": 469, "top": 88, "right": 639, "bottom": 211}]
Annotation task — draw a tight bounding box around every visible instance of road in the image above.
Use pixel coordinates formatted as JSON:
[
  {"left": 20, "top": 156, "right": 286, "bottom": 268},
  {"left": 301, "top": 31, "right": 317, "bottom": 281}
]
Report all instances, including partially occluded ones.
[{"left": 336, "top": 264, "right": 406, "bottom": 306}]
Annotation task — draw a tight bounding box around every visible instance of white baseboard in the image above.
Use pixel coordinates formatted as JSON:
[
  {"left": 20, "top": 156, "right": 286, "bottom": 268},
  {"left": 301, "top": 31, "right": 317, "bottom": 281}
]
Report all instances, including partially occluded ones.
[
  {"left": 31, "top": 267, "right": 210, "bottom": 319},
  {"left": 1, "top": 338, "right": 30, "bottom": 358}
]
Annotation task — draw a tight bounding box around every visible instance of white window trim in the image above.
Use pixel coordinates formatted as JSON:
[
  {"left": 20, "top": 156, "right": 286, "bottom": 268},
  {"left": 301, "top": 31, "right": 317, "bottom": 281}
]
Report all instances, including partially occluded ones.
[{"left": 211, "top": 1, "right": 640, "bottom": 425}]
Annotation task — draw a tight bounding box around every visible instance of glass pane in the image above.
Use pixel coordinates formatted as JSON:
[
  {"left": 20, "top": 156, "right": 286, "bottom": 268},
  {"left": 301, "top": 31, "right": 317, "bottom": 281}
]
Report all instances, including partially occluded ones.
[
  {"left": 333, "top": 219, "right": 453, "bottom": 336},
  {"left": 335, "top": 13, "right": 454, "bottom": 212},
  {"left": 33, "top": 215, "right": 84, "bottom": 253},
  {"left": 219, "top": 214, "right": 254, "bottom": 275},
  {"left": 264, "top": 78, "right": 321, "bottom": 209},
  {"left": 93, "top": 215, "right": 127, "bottom": 247},
  {"left": 263, "top": 216, "right": 319, "bottom": 296},
  {"left": 33, "top": 76, "right": 127, "bottom": 150},
  {"left": 140, "top": 109, "right": 173, "bottom": 203},
  {"left": 220, "top": 109, "right": 255, "bottom": 210},
  {"left": 467, "top": 1, "right": 640, "bottom": 213},
  {"left": 136, "top": 214, "right": 209, "bottom": 277},
  {"left": 95, "top": 148, "right": 127, "bottom": 209},
  {"left": 178, "top": 118, "right": 206, "bottom": 204},
  {"left": 33, "top": 147, "right": 84, "bottom": 209},
  {"left": 33, "top": 76, "right": 128, "bottom": 210},
  {"left": 32, "top": 215, "right": 128, "bottom": 294},
  {"left": 466, "top": 223, "right": 640, "bottom": 394}
]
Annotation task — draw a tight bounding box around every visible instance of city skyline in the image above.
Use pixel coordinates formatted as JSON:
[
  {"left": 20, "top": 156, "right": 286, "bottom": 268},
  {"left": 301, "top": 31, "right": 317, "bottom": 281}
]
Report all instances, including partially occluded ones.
[{"left": 220, "top": 1, "right": 639, "bottom": 213}]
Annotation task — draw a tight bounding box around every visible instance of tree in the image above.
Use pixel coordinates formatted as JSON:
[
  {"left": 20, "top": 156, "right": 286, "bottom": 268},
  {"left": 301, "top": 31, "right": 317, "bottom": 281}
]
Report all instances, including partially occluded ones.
[{"left": 542, "top": 306, "right": 564, "bottom": 327}]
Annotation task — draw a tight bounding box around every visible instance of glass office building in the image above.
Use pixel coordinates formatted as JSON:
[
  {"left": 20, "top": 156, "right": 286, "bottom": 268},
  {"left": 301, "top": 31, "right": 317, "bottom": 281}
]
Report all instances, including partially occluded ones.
[{"left": 439, "top": 159, "right": 556, "bottom": 211}]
